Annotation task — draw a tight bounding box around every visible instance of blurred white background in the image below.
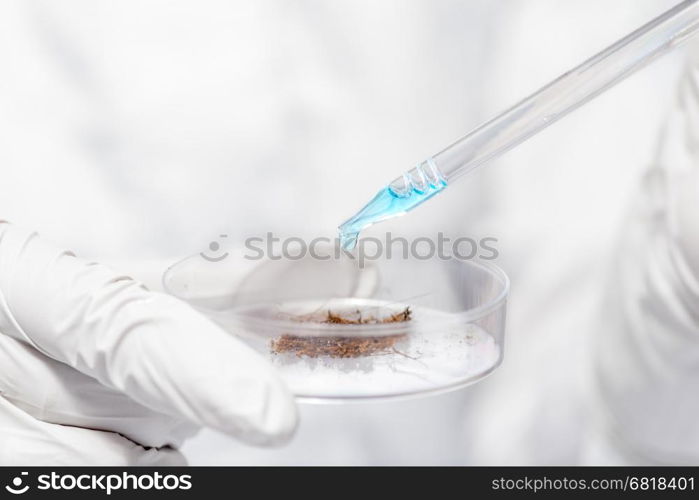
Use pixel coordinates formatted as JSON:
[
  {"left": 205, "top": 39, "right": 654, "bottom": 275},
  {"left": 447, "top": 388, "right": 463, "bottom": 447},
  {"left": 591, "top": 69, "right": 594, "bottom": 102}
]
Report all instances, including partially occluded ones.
[{"left": 0, "top": 0, "right": 691, "bottom": 464}]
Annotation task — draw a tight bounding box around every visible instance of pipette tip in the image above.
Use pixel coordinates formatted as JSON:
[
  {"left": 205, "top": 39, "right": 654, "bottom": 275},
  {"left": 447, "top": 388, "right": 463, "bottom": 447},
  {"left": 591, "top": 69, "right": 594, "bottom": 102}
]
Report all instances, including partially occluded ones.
[{"left": 337, "top": 180, "right": 447, "bottom": 251}]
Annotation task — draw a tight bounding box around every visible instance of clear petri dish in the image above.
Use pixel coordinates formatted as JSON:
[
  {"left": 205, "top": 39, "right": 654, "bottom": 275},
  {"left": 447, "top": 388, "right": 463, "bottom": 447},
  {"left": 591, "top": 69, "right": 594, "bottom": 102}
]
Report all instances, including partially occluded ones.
[{"left": 163, "top": 251, "right": 509, "bottom": 403}]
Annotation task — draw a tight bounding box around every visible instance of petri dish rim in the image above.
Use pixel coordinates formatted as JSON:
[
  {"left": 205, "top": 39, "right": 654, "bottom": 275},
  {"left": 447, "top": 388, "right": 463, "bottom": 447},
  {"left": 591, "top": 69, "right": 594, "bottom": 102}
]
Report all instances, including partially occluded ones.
[
  {"left": 163, "top": 257, "right": 509, "bottom": 338},
  {"left": 163, "top": 255, "right": 510, "bottom": 402},
  {"left": 293, "top": 355, "right": 503, "bottom": 404}
]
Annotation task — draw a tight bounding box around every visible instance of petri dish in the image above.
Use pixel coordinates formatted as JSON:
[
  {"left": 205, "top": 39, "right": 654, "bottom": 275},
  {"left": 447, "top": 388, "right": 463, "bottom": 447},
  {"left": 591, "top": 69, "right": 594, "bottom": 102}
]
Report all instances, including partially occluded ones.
[{"left": 163, "top": 251, "right": 509, "bottom": 403}]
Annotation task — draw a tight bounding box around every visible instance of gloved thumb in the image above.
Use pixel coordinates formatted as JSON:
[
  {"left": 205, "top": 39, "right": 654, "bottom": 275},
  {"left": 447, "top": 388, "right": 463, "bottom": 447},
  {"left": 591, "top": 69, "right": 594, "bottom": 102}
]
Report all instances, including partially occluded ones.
[{"left": 0, "top": 222, "right": 298, "bottom": 446}]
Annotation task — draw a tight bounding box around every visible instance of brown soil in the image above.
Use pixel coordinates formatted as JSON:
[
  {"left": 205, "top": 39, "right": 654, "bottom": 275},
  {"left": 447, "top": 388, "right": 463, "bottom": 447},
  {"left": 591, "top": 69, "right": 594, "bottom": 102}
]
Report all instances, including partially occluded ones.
[{"left": 271, "top": 307, "right": 411, "bottom": 358}]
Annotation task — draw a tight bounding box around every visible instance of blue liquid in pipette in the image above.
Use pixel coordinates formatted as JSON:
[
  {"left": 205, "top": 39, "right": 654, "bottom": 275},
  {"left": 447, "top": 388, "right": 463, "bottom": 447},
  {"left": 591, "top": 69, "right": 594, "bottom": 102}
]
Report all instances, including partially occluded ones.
[{"left": 338, "top": 181, "right": 447, "bottom": 250}]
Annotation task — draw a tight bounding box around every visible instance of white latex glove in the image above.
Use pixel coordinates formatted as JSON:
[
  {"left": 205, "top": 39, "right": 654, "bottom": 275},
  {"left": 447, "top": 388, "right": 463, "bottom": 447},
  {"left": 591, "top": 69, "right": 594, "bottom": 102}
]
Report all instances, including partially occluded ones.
[
  {"left": 0, "top": 222, "right": 298, "bottom": 465},
  {"left": 586, "top": 50, "right": 699, "bottom": 464}
]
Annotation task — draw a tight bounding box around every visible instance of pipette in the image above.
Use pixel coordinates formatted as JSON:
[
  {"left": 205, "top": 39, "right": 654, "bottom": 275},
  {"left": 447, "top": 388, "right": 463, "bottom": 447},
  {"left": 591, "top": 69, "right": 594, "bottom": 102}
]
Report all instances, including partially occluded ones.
[{"left": 338, "top": 0, "right": 699, "bottom": 250}]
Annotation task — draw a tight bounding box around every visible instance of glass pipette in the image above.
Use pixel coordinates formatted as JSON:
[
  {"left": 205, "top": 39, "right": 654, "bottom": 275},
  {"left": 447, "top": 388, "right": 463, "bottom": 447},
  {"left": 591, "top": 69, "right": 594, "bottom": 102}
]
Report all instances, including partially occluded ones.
[{"left": 338, "top": 0, "right": 699, "bottom": 250}]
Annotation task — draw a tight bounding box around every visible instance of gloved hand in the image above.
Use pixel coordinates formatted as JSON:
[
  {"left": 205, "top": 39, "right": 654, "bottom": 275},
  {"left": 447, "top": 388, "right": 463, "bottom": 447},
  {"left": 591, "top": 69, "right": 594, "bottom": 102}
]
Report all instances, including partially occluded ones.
[
  {"left": 586, "top": 48, "right": 699, "bottom": 464},
  {"left": 0, "top": 222, "right": 298, "bottom": 465}
]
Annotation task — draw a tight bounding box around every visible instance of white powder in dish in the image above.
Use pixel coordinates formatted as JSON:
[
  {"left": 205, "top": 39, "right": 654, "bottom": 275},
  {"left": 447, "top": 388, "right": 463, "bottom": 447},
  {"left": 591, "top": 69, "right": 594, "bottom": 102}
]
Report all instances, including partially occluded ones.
[{"left": 266, "top": 306, "right": 501, "bottom": 399}]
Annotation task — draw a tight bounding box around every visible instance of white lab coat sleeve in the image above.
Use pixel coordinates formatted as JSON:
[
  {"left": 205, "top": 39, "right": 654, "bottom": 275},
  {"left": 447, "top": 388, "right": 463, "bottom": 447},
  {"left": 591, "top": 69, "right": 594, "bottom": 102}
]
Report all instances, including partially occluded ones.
[{"left": 587, "top": 52, "right": 699, "bottom": 464}]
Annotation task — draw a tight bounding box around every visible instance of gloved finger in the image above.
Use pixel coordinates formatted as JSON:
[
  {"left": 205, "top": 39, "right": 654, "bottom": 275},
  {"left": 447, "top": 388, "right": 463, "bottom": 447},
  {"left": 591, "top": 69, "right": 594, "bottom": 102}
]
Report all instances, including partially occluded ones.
[
  {"left": 0, "top": 333, "right": 196, "bottom": 449},
  {"left": 0, "top": 395, "right": 185, "bottom": 466},
  {"left": 0, "top": 223, "right": 298, "bottom": 446},
  {"left": 162, "top": 241, "right": 378, "bottom": 310}
]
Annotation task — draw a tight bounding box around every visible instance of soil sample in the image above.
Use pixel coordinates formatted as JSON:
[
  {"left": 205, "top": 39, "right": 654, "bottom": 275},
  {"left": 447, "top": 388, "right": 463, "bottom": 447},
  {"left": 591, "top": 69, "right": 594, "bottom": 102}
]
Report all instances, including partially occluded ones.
[{"left": 271, "top": 307, "right": 411, "bottom": 358}]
